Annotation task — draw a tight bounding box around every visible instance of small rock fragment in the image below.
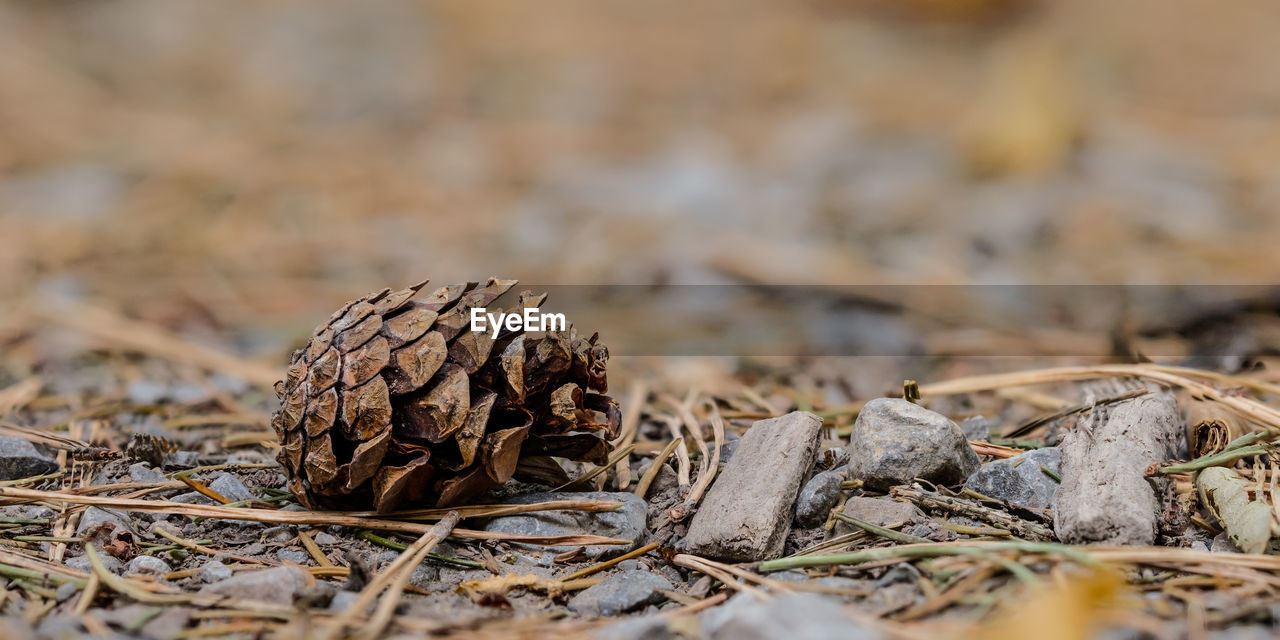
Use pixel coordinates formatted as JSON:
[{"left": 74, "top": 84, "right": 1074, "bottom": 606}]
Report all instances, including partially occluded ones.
[
  {"left": 313, "top": 532, "right": 340, "bottom": 546},
  {"left": 125, "top": 555, "right": 171, "bottom": 578},
  {"left": 1054, "top": 386, "right": 1181, "bottom": 545},
  {"left": 208, "top": 473, "right": 255, "bottom": 502},
  {"left": 685, "top": 411, "right": 824, "bottom": 561},
  {"left": 845, "top": 398, "right": 980, "bottom": 491},
  {"left": 277, "top": 548, "right": 311, "bottom": 565},
  {"left": 0, "top": 437, "right": 59, "bottom": 481},
  {"left": 964, "top": 448, "right": 1062, "bottom": 509},
  {"left": 794, "top": 470, "right": 844, "bottom": 528},
  {"left": 592, "top": 615, "right": 683, "bottom": 640},
  {"left": 483, "top": 491, "right": 647, "bottom": 559},
  {"left": 67, "top": 554, "right": 123, "bottom": 575},
  {"left": 568, "top": 570, "right": 673, "bottom": 616},
  {"left": 198, "top": 560, "right": 233, "bottom": 583},
  {"left": 75, "top": 507, "right": 133, "bottom": 537},
  {"left": 128, "top": 462, "right": 167, "bottom": 484},
  {"left": 700, "top": 592, "right": 882, "bottom": 640},
  {"left": 833, "top": 497, "right": 926, "bottom": 536},
  {"left": 199, "top": 566, "right": 314, "bottom": 604}
]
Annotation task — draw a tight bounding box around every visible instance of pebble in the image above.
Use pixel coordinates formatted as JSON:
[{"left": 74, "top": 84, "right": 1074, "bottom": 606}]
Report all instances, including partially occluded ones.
[
  {"left": 329, "top": 590, "right": 360, "bottom": 612},
  {"left": 199, "top": 565, "right": 313, "bottom": 604},
  {"left": 128, "top": 462, "right": 167, "bottom": 484},
  {"left": 198, "top": 560, "right": 233, "bottom": 583},
  {"left": 1212, "top": 533, "right": 1243, "bottom": 553},
  {"left": 483, "top": 491, "right": 648, "bottom": 560},
  {"left": 964, "top": 448, "right": 1062, "bottom": 509},
  {"left": 313, "top": 532, "right": 340, "bottom": 546},
  {"left": 700, "top": 592, "right": 882, "bottom": 640},
  {"left": 0, "top": 437, "right": 59, "bottom": 481},
  {"left": 276, "top": 548, "right": 311, "bottom": 565},
  {"left": 67, "top": 554, "right": 122, "bottom": 575},
  {"left": 208, "top": 473, "right": 255, "bottom": 502},
  {"left": 568, "top": 570, "right": 673, "bottom": 617},
  {"left": 55, "top": 582, "right": 78, "bottom": 603},
  {"left": 636, "top": 459, "right": 679, "bottom": 494},
  {"left": 125, "top": 555, "right": 172, "bottom": 578},
  {"left": 75, "top": 506, "right": 133, "bottom": 537},
  {"left": 846, "top": 398, "right": 980, "bottom": 491},
  {"left": 685, "top": 412, "right": 824, "bottom": 561},
  {"left": 794, "top": 470, "right": 843, "bottom": 528},
  {"left": 832, "top": 497, "right": 926, "bottom": 536},
  {"left": 592, "top": 615, "right": 683, "bottom": 640}
]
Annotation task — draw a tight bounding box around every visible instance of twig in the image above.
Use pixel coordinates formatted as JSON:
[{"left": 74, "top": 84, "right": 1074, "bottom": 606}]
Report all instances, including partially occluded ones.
[
  {"left": 0, "top": 487, "right": 629, "bottom": 547},
  {"left": 635, "top": 437, "right": 682, "bottom": 499},
  {"left": 560, "top": 542, "right": 660, "bottom": 581},
  {"left": 891, "top": 485, "right": 1055, "bottom": 541},
  {"left": 354, "top": 512, "right": 459, "bottom": 640}
]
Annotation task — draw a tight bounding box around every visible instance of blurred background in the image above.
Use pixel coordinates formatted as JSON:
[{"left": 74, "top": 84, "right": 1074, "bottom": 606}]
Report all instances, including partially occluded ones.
[{"left": 2, "top": 0, "right": 1280, "bottom": 393}]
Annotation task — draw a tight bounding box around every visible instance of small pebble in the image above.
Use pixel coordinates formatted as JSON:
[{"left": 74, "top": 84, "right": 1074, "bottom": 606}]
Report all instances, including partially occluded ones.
[
  {"left": 198, "top": 560, "right": 233, "bottom": 583},
  {"left": 125, "top": 555, "right": 172, "bottom": 578}
]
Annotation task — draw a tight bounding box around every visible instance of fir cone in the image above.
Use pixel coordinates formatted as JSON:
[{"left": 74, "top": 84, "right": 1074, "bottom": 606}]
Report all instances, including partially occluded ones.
[{"left": 272, "top": 278, "right": 620, "bottom": 512}]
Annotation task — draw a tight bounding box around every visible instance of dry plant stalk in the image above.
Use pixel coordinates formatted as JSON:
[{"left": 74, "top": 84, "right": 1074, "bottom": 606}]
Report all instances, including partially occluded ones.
[
  {"left": 1198, "top": 467, "right": 1274, "bottom": 554},
  {"left": 274, "top": 278, "right": 620, "bottom": 511}
]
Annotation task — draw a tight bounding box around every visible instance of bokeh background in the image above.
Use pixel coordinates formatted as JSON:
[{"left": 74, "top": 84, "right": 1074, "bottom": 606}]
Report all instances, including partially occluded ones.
[{"left": 2, "top": 0, "right": 1280, "bottom": 387}]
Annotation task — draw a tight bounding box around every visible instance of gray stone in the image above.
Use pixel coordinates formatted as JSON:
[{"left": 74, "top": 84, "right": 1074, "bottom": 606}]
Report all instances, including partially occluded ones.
[
  {"left": 328, "top": 590, "right": 361, "bottom": 612},
  {"left": 0, "top": 437, "right": 58, "bottom": 481},
  {"left": 636, "top": 459, "right": 679, "bottom": 494},
  {"left": 1055, "top": 387, "right": 1182, "bottom": 545},
  {"left": 125, "top": 555, "right": 171, "bottom": 577},
  {"left": 700, "top": 592, "right": 882, "bottom": 640},
  {"left": 67, "top": 554, "right": 122, "bottom": 575},
  {"left": 833, "top": 497, "right": 926, "bottom": 536},
  {"left": 208, "top": 473, "right": 255, "bottom": 502},
  {"left": 313, "top": 532, "right": 340, "bottom": 546},
  {"left": 197, "top": 560, "right": 233, "bottom": 583},
  {"left": 964, "top": 448, "right": 1062, "bottom": 509},
  {"left": 685, "top": 412, "right": 824, "bottom": 561},
  {"left": 199, "top": 566, "right": 313, "bottom": 604},
  {"left": 75, "top": 507, "right": 133, "bottom": 537},
  {"left": 276, "top": 548, "right": 311, "bottom": 565},
  {"left": 568, "top": 570, "right": 673, "bottom": 617},
  {"left": 127, "top": 462, "right": 167, "bottom": 484},
  {"left": 54, "top": 582, "right": 78, "bottom": 603},
  {"left": 483, "top": 491, "right": 647, "bottom": 560},
  {"left": 592, "top": 615, "right": 683, "bottom": 640},
  {"left": 959, "top": 416, "right": 991, "bottom": 441},
  {"left": 794, "top": 470, "right": 843, "bottom": 528},
  {"left": 846, "top": 398, "right": 980, "bottom": 491},
  {"left": 165, "top": 451, "right": 200, "bottom": 468}
]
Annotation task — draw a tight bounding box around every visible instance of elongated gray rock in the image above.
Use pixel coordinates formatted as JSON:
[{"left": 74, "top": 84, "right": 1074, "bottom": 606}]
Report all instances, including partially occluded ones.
[
  {"left": 846, "top": 398, "right": 979, "bottom": 491},
  {"left": 684, "top": 411, "right": 823, "bottom": 561},
  {"left": 1054, "top": 385, "right": 1181, "bottom": 545},
  {"left": 484, "top": 491, "right": 647, "bottom": 559}
]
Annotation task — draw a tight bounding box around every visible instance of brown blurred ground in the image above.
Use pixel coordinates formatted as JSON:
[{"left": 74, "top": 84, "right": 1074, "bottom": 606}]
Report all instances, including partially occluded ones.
[{"left": 2, "top": 0, "right": 1280, "bottom": 364}]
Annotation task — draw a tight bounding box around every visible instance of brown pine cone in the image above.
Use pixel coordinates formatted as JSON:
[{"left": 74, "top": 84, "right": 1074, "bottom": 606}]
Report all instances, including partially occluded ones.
[{"left": 272, "top": 278, "right": 619, "bottom": 512}]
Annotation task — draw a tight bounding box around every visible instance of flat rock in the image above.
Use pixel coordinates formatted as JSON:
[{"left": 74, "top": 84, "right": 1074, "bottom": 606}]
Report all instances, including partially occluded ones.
[
  {"left": 685, "top": 411, "right": 823, "bottom": 561},
  {"left": 483, "top": 491, "right": 647, "bottom": 559},
  {"left": 964, "top": 448, "right": 1062, "bottom": 509},
  {"left": 700, "top": 592, "right": 882, "bottom": 640},
  {"left": 833, "top": 497, "right": 926, "bottom": 536},
  {"left": 794, "top": 470, "right": 844, "bottom": 528},
  {"left": 0, "top": 437, "right": 58, "bottom": 481},
  {"left": 208, "top": 473, "right": 255, "bottom": 502},
  {"left": 199, "top": 566, "right": 313, "bottom": 605},
  {"left": 846, "top": 398, "right": 979, "bottom": 490},
  {"left": 568, "top": 570, "right": 673, "bottom": 616}
]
